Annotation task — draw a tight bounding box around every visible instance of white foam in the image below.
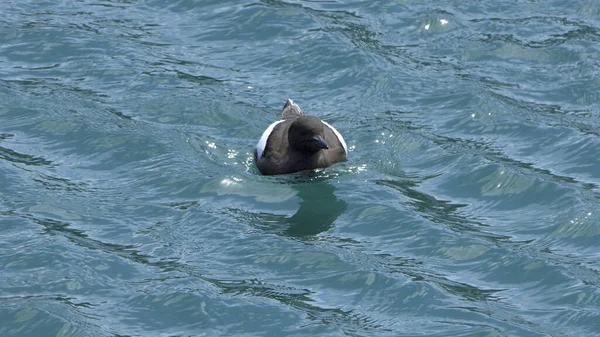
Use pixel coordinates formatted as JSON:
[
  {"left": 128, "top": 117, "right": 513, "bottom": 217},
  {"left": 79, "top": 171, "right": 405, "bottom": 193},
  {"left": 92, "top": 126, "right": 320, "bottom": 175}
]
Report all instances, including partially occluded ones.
[
  {"left": 322, "top": 120, "right": 348, "bottom": 155},
  {"left": 256, "top": 120, "right": 285, "bottom": 159}
]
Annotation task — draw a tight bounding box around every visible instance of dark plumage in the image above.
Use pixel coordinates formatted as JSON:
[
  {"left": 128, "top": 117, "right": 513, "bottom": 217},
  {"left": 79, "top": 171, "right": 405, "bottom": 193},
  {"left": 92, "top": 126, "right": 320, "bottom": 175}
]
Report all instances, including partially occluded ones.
[{"left": 254, "top": 99, "right": 348, "bottom": 175}]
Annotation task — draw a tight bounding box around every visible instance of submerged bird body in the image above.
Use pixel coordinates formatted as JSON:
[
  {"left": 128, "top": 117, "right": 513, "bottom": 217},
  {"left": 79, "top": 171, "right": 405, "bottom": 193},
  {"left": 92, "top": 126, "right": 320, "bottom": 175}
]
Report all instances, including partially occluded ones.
[{"left": 254, "top": 99, "right": 347, "bottom": 175}]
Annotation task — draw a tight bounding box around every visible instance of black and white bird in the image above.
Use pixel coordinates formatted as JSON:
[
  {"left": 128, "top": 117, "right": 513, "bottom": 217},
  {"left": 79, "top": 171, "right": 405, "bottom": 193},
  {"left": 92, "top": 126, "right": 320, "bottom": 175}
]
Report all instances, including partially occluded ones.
[{"left": 254, "top": 99, "right": 348, "bottom": 175}]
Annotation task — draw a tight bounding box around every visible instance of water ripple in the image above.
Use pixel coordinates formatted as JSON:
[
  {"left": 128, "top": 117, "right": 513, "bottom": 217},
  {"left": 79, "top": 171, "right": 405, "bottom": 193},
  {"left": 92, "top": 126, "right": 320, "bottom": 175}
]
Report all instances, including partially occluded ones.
[{"left": 2, "top": 0, "right": 600, "bottom": 336}]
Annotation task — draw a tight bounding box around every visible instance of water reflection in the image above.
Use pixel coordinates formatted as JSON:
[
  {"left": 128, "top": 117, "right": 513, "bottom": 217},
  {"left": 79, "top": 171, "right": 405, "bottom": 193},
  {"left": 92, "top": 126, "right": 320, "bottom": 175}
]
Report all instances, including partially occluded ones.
[
  {"left": 203, "top": 173, "right": 347, "bottom": 237},
  {"left": 282, "top": 182, "right": 347, "bottom": 237},
  {"left": 238, "top": 179, "right": 347, "bottom": 238}
]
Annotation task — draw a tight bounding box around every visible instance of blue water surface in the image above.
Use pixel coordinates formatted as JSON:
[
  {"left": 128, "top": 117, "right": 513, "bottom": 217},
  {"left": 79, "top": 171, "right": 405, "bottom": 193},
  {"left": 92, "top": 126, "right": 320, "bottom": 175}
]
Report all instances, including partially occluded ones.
[{"left": 1, "top": 0, "right": 600, "bottom": 336}]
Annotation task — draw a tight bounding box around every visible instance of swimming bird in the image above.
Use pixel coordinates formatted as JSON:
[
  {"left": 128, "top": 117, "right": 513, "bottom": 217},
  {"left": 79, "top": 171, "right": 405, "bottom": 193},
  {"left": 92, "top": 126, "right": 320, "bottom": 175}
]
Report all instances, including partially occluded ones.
[{"left": 254, "top": 99, "right": 348, "bottom": 175}]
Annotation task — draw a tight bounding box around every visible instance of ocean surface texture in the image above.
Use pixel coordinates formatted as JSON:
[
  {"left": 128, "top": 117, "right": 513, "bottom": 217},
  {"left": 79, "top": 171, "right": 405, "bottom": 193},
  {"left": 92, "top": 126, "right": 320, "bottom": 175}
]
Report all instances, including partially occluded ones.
[{"left": 2, "top": 1, "right": 600, "bottom": 336}]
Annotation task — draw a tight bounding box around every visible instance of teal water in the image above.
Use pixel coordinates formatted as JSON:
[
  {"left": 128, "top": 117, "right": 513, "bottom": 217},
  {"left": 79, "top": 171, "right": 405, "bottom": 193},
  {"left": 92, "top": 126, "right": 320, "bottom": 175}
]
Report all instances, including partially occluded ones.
[{"left": 2, "top": 1, "right": 600, "bottom": 336}]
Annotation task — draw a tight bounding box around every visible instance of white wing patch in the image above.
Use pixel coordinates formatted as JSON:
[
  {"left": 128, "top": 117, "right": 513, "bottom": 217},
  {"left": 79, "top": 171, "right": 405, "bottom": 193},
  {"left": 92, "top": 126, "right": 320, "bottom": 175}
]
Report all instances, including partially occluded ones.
[
  {"left": 256, "top": 120, "right": 285, "bottom": 160},
  {"left": 322, "top": 121, "right": 348, "bottom": 155}
]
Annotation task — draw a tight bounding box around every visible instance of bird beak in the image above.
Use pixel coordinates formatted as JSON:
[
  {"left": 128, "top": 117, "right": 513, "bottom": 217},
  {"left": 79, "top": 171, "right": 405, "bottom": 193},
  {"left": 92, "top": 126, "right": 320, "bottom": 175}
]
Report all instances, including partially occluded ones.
[{"left": 314, "top": 135, "right": 329, "bottom": 149}]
